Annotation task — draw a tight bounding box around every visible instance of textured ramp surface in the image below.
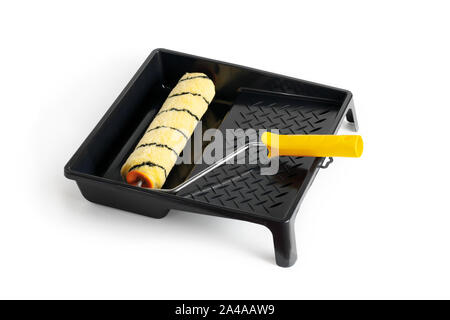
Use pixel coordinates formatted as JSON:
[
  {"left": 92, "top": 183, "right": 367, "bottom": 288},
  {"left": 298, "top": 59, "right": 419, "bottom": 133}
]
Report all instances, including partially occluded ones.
[{"left": 178, "top": 89, "right": 340, "bottom": 221}]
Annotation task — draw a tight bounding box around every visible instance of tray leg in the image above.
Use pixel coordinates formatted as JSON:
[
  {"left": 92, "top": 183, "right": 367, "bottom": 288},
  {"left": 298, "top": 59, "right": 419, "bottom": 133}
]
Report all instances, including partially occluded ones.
[
  {"left": 345, "top": 99, "right": 359, "bottom": 132},
  {"left": 268, "top": 220, "right": 297, "bottom": 267}
]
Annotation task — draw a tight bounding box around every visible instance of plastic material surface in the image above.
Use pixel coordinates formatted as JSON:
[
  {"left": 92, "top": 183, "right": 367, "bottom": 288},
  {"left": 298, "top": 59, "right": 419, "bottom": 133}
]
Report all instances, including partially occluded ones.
[
  {"left": 261, "top": 132, "right": 363, "bottom": 158},
  {"left": 64, "top": 49, "right": 359, "bottom": 267}
]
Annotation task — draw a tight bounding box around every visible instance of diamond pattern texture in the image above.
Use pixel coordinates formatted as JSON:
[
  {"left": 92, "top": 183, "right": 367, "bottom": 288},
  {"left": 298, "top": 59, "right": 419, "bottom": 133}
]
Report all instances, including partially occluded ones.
[{"left": 178, "top": 90, "right": 339, "bottom": 221}]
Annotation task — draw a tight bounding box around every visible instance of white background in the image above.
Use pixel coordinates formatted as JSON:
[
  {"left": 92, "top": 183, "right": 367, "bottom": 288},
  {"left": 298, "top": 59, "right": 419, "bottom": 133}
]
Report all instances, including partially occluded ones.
[{"left": 1, "top": 0, "right": 449, "bottom": 299}]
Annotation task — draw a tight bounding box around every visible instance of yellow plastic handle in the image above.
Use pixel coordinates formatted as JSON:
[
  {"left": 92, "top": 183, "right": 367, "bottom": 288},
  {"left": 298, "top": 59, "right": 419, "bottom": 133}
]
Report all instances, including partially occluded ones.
[{"left": 261, "top": 132, "right": 363, "bottom": 158}]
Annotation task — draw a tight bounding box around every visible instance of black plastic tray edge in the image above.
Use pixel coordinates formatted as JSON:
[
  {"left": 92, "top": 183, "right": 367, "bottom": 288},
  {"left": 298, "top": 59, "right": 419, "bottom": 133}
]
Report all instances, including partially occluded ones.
[{"left": 64, "top": 50, "right": 159, "bottom": 181}]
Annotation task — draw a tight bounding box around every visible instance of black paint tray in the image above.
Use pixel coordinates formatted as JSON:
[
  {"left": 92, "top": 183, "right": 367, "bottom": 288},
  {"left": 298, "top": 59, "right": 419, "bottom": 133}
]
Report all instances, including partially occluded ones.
[{"left": 64, "top": 49, "right": 359, "bottom": 267}]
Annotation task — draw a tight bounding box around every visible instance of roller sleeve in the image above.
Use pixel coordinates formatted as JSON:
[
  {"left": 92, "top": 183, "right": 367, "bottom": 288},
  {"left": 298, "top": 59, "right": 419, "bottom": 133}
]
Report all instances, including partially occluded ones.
[{"left": 121, "top": 73, "right": 215, "bottom": 188}]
